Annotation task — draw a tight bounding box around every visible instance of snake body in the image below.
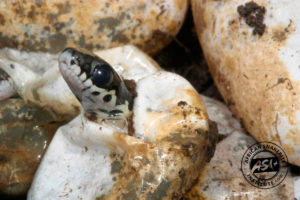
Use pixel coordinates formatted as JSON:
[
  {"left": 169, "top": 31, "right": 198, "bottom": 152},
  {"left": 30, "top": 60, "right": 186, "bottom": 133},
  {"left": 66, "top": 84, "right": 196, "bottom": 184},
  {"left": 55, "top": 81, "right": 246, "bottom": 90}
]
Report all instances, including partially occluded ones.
[{"left": 58, "top": 48, "right": 134, "bottom": 120}]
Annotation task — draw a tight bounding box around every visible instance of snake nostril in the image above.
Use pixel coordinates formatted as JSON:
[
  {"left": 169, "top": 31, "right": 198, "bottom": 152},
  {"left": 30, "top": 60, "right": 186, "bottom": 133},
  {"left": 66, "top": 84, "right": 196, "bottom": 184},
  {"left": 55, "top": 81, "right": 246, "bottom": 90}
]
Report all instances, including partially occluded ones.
[
  {"left": 70, "top": 59, "right": 76, "bottom": 65},
  {"left": 103, "top": 94, "right": 112, "bottom": 102}
]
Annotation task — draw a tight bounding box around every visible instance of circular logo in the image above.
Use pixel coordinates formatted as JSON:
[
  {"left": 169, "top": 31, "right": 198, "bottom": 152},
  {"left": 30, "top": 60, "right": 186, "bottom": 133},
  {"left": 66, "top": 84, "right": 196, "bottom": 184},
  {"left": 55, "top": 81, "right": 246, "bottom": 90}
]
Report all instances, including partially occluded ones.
[{"left": 241, "top": 142, "right": 288, "bottom": 189}]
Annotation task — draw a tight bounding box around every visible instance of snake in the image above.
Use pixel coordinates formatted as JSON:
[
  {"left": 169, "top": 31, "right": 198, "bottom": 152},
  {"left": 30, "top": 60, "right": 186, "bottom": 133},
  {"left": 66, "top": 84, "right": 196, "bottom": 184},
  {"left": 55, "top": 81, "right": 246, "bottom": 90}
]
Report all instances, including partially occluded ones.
[
  {"left": 58, "top": 48, "right": 134, "bottom": 120},
  {"left": 0, "top": 48, "right": 134, "bottom": 120}
]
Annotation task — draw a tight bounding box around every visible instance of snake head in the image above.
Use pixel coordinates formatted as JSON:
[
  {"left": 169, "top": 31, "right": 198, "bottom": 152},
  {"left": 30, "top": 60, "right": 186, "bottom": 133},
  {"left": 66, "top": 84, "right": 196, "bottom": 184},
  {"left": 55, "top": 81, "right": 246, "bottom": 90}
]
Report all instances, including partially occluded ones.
[{"left": 59, "top": 48, "right": 133, "bottom": 120}]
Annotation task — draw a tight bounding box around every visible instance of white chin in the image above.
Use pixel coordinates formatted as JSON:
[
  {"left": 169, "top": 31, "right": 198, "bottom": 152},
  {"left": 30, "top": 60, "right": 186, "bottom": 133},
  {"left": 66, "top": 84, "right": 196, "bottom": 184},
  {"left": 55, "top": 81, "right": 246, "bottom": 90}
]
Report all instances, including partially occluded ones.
[{"left": 59, "top": 63, "right": 84, "bottom": 99}]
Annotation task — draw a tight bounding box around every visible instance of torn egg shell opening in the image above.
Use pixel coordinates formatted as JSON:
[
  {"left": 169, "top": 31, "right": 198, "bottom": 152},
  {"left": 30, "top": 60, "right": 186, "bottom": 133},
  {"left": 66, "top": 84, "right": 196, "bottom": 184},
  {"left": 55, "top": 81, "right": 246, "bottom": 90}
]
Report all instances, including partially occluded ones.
[
  {"left": 28, "top": 45, "right": 217, "bottom": 200},
  {"left": 192, "top": 0, "right": 300, "bottom": 166}
]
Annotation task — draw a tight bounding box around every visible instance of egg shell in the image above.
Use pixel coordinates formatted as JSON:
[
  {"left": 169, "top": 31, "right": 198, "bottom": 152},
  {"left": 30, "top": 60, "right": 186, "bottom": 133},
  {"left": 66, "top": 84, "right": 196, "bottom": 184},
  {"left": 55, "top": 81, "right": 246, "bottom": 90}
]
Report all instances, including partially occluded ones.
[
  {"left": 0, "top": 0, "right": 188, "bottom": 55},
  {"left": 192, "top": 0, "right": 300, "bottom": 166},
  {"left": 0, "top": 49, "right": 80, "bottom": 119}
]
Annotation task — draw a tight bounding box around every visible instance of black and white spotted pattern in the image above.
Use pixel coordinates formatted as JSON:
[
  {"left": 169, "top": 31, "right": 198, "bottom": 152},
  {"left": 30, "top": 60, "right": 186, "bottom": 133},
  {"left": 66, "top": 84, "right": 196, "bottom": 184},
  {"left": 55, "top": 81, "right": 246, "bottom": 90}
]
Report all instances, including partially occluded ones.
[{"left": 58, "top": 48, "right": 133, "bottom": 119}]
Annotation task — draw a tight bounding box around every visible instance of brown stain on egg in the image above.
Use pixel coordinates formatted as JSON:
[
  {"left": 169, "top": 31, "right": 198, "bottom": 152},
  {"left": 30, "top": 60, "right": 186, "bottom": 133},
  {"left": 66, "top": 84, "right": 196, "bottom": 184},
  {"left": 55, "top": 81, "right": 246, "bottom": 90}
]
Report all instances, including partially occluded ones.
[
  {"left": 185, "top": 89, "right": 208, "bottom": 118},
  {"left": 100, "top": 122, "right": 216, "bottom": 200},
  {"left": 0, "top": 14, "right": 5, "bottom": 25},
  {"left": 272, "top": 20, "right": 295, "bottom": 43},
  {"left": 272, "top": 28, "right": 287, "bottom": 42},
  {"left": 142, "top": 95, "right": 209, "bottom": 141}
]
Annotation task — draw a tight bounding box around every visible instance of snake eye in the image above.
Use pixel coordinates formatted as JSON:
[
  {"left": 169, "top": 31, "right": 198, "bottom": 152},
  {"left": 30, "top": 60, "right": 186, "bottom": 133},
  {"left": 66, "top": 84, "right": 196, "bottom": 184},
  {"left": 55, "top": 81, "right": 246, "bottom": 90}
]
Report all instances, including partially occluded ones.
[{"left": 91, "top": 64, "right": 112, "bottom": 87}]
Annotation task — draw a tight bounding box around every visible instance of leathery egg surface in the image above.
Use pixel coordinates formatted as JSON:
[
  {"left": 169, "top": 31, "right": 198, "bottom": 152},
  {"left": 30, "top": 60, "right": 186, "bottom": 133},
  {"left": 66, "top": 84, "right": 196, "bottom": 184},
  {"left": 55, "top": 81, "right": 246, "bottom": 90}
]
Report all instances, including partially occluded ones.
[{"left": 192, "top": 0, "right": 300, "bottom": 166}]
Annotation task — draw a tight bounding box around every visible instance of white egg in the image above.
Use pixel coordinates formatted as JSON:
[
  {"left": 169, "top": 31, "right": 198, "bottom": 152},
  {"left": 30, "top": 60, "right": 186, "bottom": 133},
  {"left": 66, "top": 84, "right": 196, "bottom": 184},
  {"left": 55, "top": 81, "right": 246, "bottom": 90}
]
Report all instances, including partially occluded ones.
[{"left": 192, "top": 0, "right": 300, "bottom": 166}]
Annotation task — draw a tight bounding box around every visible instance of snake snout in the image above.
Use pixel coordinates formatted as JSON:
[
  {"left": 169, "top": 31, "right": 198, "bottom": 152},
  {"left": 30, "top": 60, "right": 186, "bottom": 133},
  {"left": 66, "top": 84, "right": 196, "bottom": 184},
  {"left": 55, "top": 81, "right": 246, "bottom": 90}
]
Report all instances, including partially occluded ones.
[{"left": 59, "top": 48, "right": 75, "bottom": 66}]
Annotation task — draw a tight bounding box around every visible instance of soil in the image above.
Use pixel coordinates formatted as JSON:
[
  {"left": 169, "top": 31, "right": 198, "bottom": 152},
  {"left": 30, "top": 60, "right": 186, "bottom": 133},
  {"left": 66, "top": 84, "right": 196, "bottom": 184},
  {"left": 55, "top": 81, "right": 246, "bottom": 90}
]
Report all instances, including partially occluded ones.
[{"left": 237, "top": 1, "right": 266, "bottom": 36}]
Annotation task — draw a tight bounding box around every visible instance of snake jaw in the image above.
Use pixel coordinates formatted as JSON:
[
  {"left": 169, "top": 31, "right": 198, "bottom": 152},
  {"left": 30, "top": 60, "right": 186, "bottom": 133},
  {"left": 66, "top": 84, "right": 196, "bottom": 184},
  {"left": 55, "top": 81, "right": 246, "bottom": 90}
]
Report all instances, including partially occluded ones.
[
  {"left": 59, "top": 49, "right": 85, "bottom": 101},
  {"left": 59, "top": 48, "right": 134, "bottom": 120}
]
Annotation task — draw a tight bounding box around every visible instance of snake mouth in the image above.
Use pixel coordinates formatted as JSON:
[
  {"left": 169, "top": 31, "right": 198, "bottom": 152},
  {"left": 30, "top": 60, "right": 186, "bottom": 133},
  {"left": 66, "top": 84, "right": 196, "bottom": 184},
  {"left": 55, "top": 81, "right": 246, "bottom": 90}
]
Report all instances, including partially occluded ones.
[
  {"left": 61, "top": 60, "right": 67, "bottom": 65},
  {"left": 59, "top": 52, "right": 86, "bottom": 100}
]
